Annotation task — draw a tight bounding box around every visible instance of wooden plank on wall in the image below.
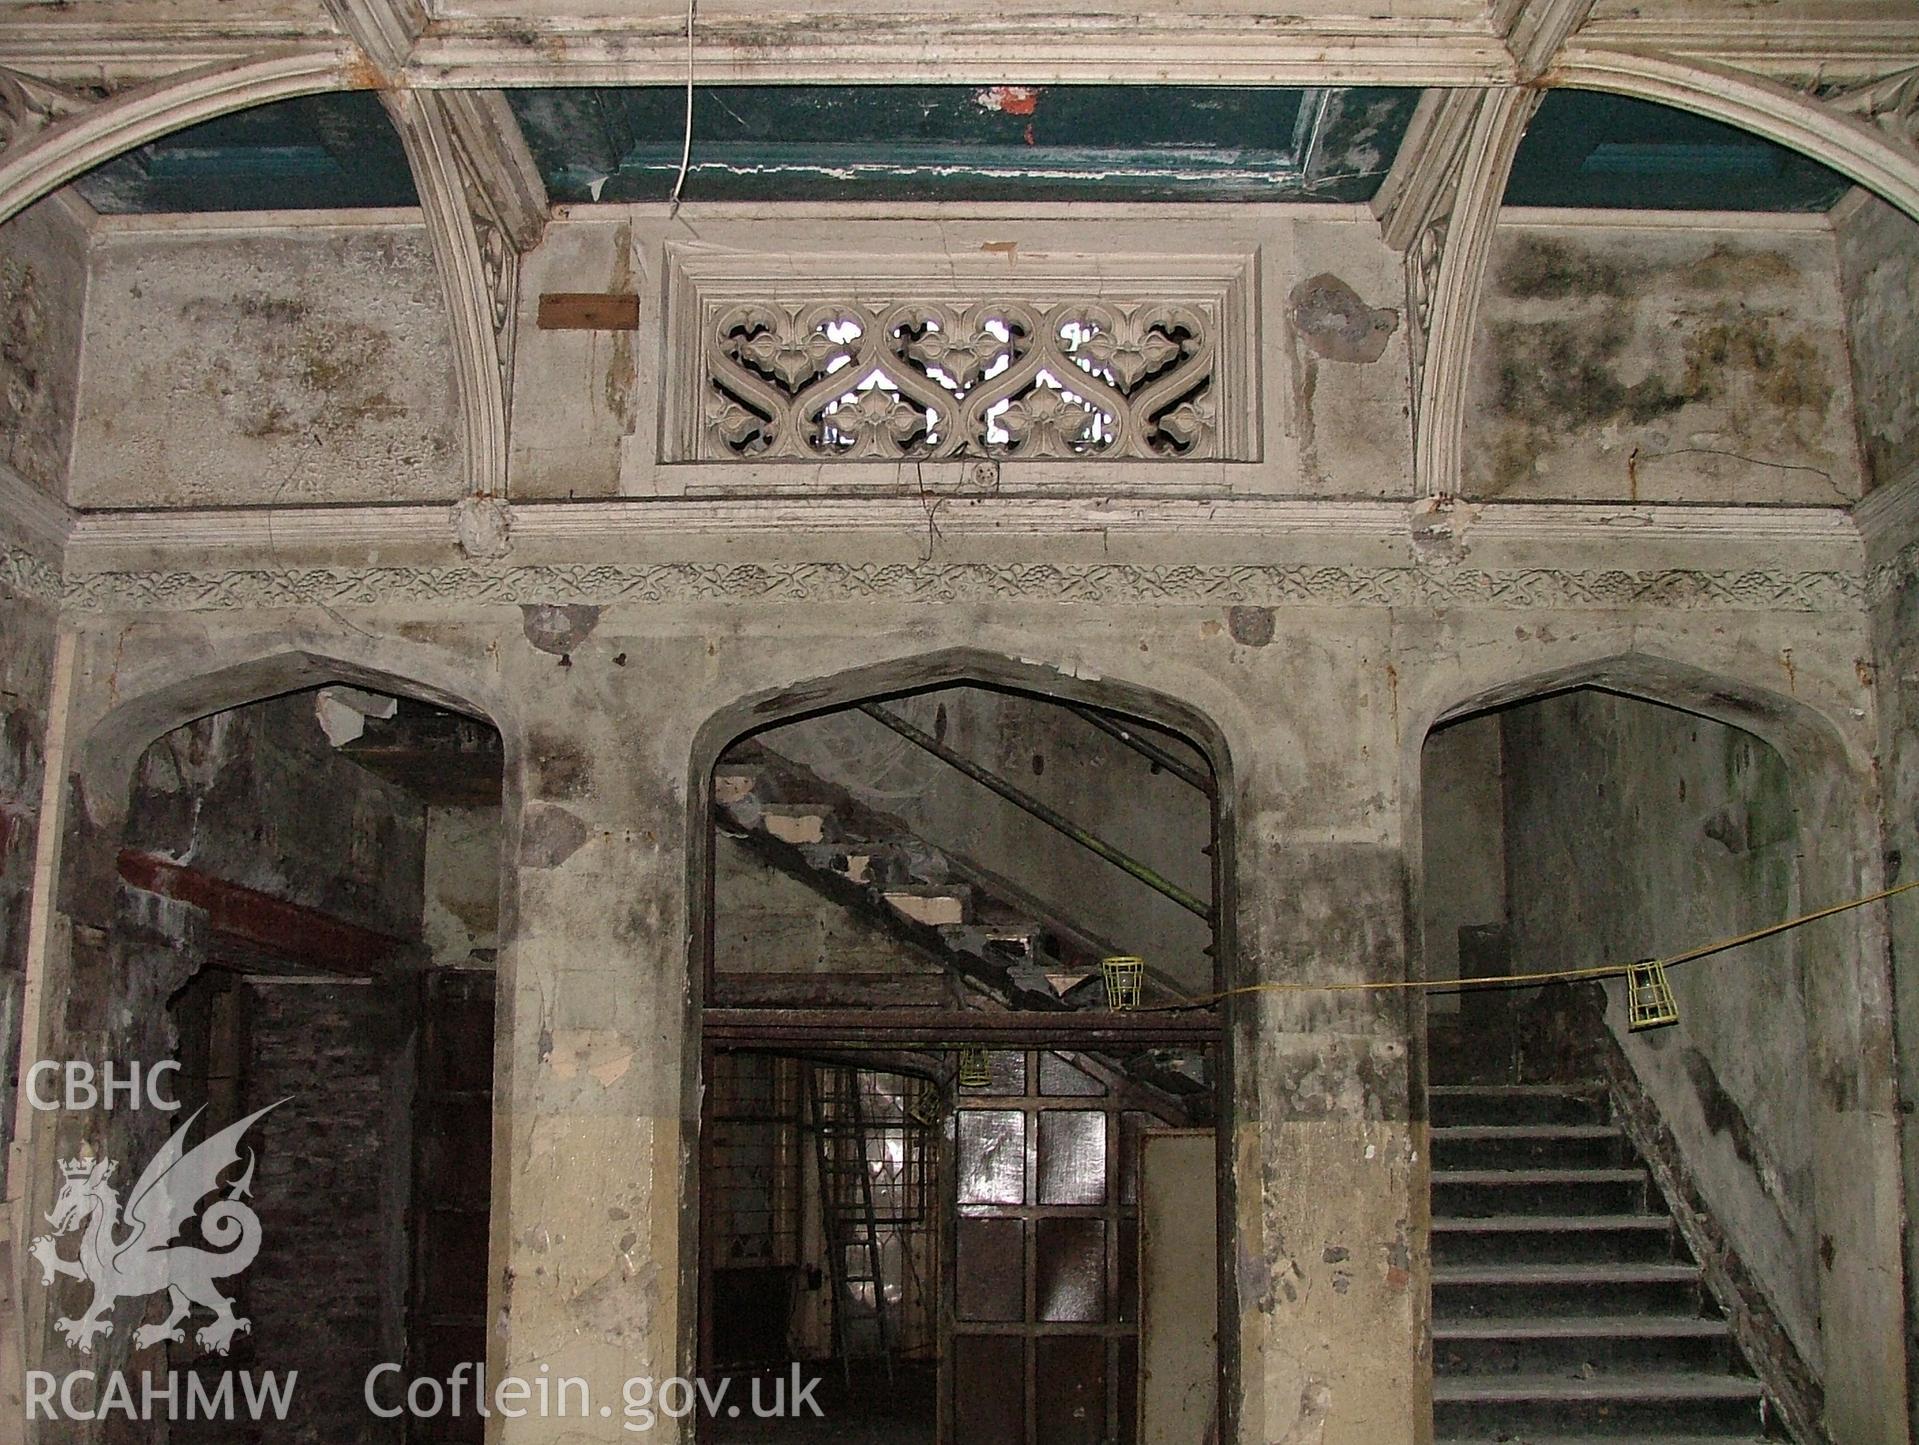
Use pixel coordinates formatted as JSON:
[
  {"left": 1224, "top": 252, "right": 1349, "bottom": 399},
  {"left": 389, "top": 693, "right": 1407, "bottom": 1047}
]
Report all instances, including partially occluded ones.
[{"left": 536, "top": 292, "right": 641, "bottom": 330}]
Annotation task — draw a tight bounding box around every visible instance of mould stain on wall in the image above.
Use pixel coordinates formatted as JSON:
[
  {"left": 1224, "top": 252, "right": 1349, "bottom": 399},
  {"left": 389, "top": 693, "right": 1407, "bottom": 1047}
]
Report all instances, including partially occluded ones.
[
  {"left": 70, "top": 228, "right": 461, "bottom": 507},
  {"left": 1470, "top": 233, "right": 1851, "bottom": 504}
]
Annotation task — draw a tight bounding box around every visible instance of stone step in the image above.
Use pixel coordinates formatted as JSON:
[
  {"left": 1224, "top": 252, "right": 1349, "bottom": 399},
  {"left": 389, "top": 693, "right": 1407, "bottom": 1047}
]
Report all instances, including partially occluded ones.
[
  {"left": 1432, "top": 1123, "right": 1630, "bottom": 1171},
  {"left": 1433, "top": 1370, "right": 1764, "bottom": 1438},
  {"left": 710, "top": 765, "right": 761, "bottom": 807},
  {"left": 1429, "top": 1084, "right": 1608, "bottom": 1128},
  {"left": 1433, "top": 1313, "right": 1737, "bottom": 1376},
  {"left": 1433, "top": 1166, "right": 1649, "bottom": 1218},
  {"left": 939, "top": 920, "right": 1044, "bottom": 962},
  {"left": 1433, "top": 1261, "right": 1706, "bottom": 1318},
  {"left": 757, "top": 802, "right": 835, "bottom": 845},
  {"left": 881, "top": 888, "right": 972, "bottom": 928},
  {"left": 798, "top": 840, "right": 927, "bottom": 889},
  {"left": 1433, "top": 1212, "right": 1678, "bottom": 1266}
]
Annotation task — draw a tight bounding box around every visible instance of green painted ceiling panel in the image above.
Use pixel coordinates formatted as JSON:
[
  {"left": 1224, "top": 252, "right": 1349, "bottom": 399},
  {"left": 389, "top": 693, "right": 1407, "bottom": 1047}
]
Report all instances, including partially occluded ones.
[
  {"left": 58, "top": 84, "right": 1850, "bottom": 217},
  {"left": 73, "top": 92, "right": 418, "bottom": 215},
  {"left": 1505, "top": 91, "right": 1851, "bottom": 213},
  {"left": 506, "top": 85, "right": 1420, "bottom": 203}
]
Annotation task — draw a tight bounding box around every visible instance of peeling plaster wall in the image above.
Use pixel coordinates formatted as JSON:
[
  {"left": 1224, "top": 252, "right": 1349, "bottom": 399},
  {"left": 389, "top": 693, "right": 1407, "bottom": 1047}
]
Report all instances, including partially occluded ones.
[
  {"left": 762, "top": 685, "right": 1216, "bottom": 993},
  {"left": 69, "top": 222, "right": 461, "bottom": 507},
  {"left": 124, "top": 691, "right": 426, "bottom": 939},
  {"left": 1501, "top": 690, "right": 1819, "bottom": 1363},
  {"left": 16, "top": 571, "right": 1904, "bottom": 1442},
  {"left": 97, "top": 696, "right": 425, "bottom": 1442},
  {"left": 1466, "top": 223, "right": 1861, "bottom": 505},
  {"left": 1834, "top": 193, "right": 1919, "bottom": 492},
  {"left": 0, "top": 195, "right": 88, "bottom": 498},
  {"left": 424, "top": 803, "right": 502, "bottom": 964},
  {"left": 1870, "top": 571, "right": 1919, "bottom": 1432},
  {"left": 0, "top": 584, "right": 55, "bottom": 1191},
  {"left": 510, "top": 208, "right": 1412, "bottom": 501},
  {"left": 1418, "top": 713, "right": 1504, "bottom": 1013},
  {"left": 713, "top": 832, "right": 943, "bottom": 976}
]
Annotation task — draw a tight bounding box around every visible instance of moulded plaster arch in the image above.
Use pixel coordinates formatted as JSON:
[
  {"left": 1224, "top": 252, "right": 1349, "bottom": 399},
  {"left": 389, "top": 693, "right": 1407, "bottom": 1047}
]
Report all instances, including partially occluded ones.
[
  {"left": 13, "top": 638, "right": 523, "bottom": 1443},
  {"left": 684, "top": 643, "right": 1243, "bottom": 1439},
  {"left": 68, "top": 644, "right": 517, "bottom": 833},
  {"left": 0, "top": 46, "right": 356, "bottom": 229},
  {"left": 690, "top": 646, "right": 1237, "bottom": 795},
  {"left": 1556, "top": 50, "right": 1919, "bottom": 225},
  {"left": 1406, "top": 646, "right": 1906, "bottom": 1441}
]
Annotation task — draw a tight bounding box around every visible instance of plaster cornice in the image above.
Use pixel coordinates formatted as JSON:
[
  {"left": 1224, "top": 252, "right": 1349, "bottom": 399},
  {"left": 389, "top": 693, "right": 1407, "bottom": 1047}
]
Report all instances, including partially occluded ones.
[
  {"left": 0, "top": 493, "right": 1893, "bottom": 614},
  {"left": 1852, "top": 467, "right": 1919, "bottom": 568},
  {"left": 37, "top": 551, "right": 1893, "bottom": 617},
  {"left": 0, "top": 460, "right": 74, "bottom": 559},
  {"left": 60, "top": 495, "right": 1868, "bottom": 554}
]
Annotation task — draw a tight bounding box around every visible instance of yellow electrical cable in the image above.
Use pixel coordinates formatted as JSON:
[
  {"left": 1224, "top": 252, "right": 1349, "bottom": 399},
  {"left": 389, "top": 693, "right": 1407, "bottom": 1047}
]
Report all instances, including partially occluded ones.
[{"left": 1141, "top": 876, "right": 1919, "bottom": 1011}]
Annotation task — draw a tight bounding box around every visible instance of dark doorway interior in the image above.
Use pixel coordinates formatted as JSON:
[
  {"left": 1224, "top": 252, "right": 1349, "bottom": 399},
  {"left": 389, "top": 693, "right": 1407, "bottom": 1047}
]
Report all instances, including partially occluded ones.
[{"left": 700, "top": 680, "right": 1228, "bottom": 1443}]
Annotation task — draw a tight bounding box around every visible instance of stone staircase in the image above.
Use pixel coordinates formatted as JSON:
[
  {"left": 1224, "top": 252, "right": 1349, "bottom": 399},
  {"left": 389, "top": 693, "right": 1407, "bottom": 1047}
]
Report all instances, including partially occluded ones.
[
  {"left": 1430, "top": 1083, "right": 1775, "bottom": 1443},
  {"left": 714, "top": 741, "right": 1211, "bottom": 1104}
]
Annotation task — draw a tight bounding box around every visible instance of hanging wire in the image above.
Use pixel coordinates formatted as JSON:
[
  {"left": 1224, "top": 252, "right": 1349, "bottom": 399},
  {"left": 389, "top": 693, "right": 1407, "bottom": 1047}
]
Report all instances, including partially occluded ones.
[
  {"left": 1140, "top": 876, "right": 1919, "bottom": 1011},
  {"left": 669, "top": 0, "right": 697, "bottom": 214}
]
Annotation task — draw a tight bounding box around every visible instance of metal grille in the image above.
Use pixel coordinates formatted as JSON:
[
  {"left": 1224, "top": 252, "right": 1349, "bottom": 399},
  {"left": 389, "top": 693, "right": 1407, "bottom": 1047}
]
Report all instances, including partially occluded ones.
[{"left": 708, "top": 1053, "right": 803, "bottom": 1268}]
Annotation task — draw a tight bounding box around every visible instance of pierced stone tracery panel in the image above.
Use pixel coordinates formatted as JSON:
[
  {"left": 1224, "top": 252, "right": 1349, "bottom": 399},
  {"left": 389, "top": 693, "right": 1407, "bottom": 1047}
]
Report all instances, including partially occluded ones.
[{"left": 667, "top": 250, "right": 1256, "bottom": 464}]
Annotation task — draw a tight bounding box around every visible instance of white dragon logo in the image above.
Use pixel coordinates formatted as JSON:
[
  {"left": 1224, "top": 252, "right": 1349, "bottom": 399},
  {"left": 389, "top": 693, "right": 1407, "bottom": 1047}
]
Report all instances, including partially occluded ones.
[{"left": 30, "top": 1102, "right": 284, "bottom": 1356}]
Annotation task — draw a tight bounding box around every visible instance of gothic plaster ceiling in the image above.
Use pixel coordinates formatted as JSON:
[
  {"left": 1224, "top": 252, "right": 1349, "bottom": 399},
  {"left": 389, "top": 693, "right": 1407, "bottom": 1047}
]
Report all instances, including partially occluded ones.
[
  {"left": 71, "top": 90, "right": 417, "bottom": 214},
  {"left": 1508, "top": 91, "right": 1853, "bottom": 212},
  {"left": 59, "top": 82, "right": 1851, "bottom": 216},
  {"left": 506, "top": 84, "right": 1420, "bottom": 203}
]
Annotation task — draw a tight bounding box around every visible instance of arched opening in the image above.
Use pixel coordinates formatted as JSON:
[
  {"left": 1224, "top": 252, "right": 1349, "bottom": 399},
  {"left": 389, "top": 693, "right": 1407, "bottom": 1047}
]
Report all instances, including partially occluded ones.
[
  {"left": 42, "top": 677, "right": 506, "bottom": 1443},
  {"left": 1419, "top": 682, "right": 1821, "bottom": 1441},
  {"left": 694, "top": 671, "right": 1231, "bottom": 1444}
]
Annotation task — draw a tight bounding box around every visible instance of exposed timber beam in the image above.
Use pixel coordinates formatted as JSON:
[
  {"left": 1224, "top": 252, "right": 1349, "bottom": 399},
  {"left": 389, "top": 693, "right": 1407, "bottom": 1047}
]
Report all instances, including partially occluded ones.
[
  {"left": 118, "top": 849, "right": 412, "bottom": 977},
  {"left": 702, "top": 1008, "right": 1223, "bottom": 1048}
]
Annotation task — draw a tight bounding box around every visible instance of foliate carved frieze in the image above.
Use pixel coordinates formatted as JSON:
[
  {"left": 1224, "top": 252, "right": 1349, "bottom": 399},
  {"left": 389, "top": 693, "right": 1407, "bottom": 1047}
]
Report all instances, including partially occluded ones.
[
  {"left": 668, "top": 250, "right": 1257, "bottom": 465},
  {"left": 30, "top": 546, "right": 1893, "bottom": 615}
]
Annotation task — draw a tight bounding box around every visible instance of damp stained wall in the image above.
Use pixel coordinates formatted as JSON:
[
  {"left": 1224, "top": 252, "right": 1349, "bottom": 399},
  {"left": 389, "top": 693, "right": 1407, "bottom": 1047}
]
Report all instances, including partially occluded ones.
[
  {"left": 1500, "top": 690, "right": 1819, "bottom": 1363},
  {"left": 0, "top": 195, "right": 88, "bottom": 498},
  {"left": 1418, "top": 713, "right": 1505, "bottom": 1014},
  {"left": 423, "top": 804, "right": 504, "bottom": 965},
  {"left": 1465, "top": 222, "right": 1862, "bottom": 505},
  {"left": 0, "top": 584, "right": 55, "bottom": 1194},
  {"left": 45, "top": 691, "right": 435, "bottom": 1443},
  {"left": 1834, "top": 192, "right": 1919, "bottom": 492},
  {"left": 68, "top": 222, "right": 462, "bottom": 507},
  {"left": 1870, "top": 566, "right": 1919, "bottom": 1436}
]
